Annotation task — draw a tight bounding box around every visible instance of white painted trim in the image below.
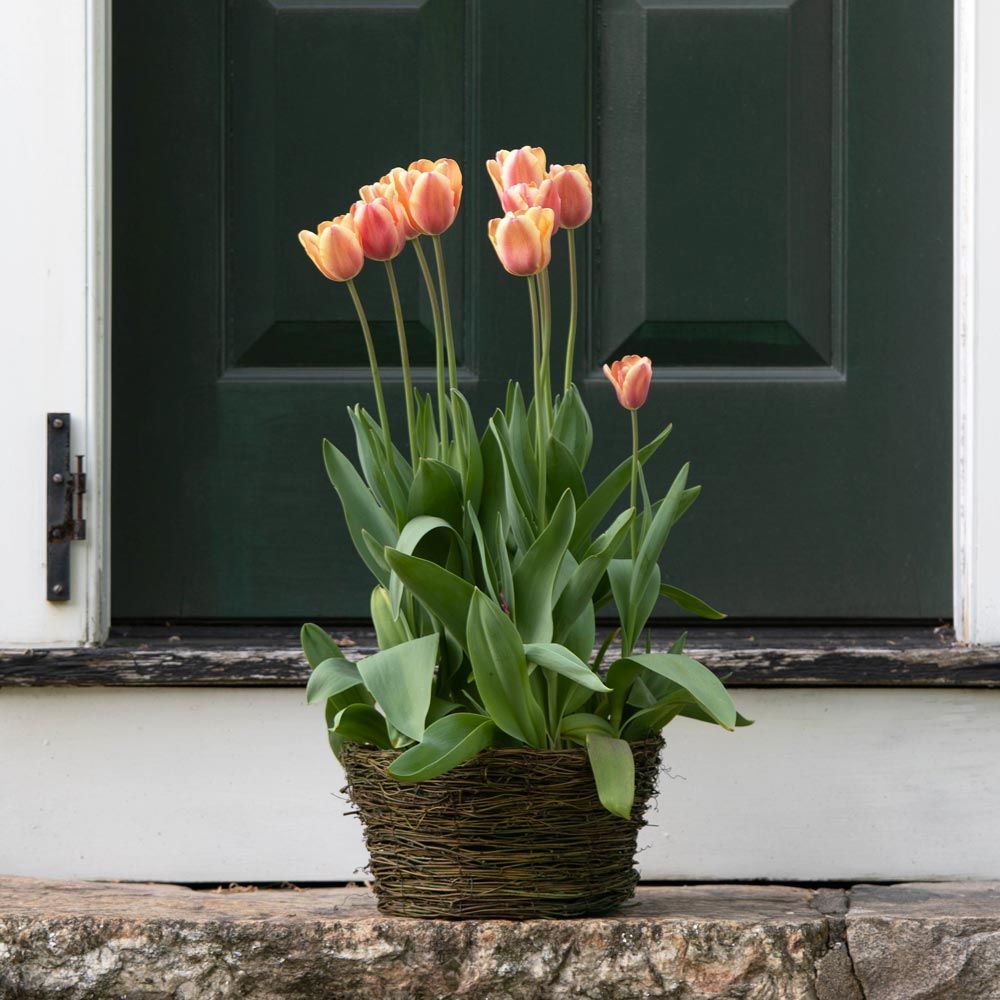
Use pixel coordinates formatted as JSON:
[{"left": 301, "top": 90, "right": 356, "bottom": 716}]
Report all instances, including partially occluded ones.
[
  {"left": 3, "top": 687, "right": 999, "bottom": 882},
  {"left": 955, "top": 0, "right": 1000, "bottom": 644},
  {"left": 0, "top": 1, "right": 110, "bottom": 648}
]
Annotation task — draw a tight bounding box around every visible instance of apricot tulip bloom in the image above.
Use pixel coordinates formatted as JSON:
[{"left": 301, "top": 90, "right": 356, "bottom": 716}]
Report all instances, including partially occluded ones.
[
  {"left": 500, "top": 179, "right": 562, "bottom": 231},
  {"left": 603, "top": 354, "right": 652, "bottom": 410},
  {"left": 486, "top": 146, "right": 547, "bottom": 199},
  {"left": 548, "top": 164, "right": 592, "bottom": 230},
  {"left": 386, "top": 159, "right": 462, "bottom": 237},
  {"left": 350, "top": 196, "right": 408, "bottom": 261},
  {"left": 487, "top": 207, "right": 555, "bottom": 277},
  {"left": 297, "top": 215, "right": 364, "bottom": 282},
  {"left": 359, "top": 179, "right": 418, "bottom": 240}
]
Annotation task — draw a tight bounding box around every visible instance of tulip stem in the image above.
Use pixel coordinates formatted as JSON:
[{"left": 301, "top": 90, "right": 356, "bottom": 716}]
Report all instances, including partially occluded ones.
[
  {"left": 538, "top": 267, "right": 553, "bottom": 425},
  {"left": 384, "top": 259, "right": 418, "bottom": 466},
  {"left": 630, "top": 408, "right": 639, "bottom": 561},
  {"left": 431, "top": 235, "right": 458, "bottom": 392},
  {"left": 528, "top": 275, "right": 546, "bottom": 527},
  {"left": 412, "top": 237, "right": 447, "bottom": 451},
  {"left": 563, "top": 228, "right": 578, "bottom": 394},
  {"left": 346, "top": 279, "right": 392, "bottom": 459}
]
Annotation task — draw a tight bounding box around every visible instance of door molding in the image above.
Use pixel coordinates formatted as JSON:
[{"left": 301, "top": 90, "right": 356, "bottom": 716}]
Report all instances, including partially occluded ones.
[
  {"left": 2, "top": 0, "right": 996, "bottom": 646},
  {"left": 0, "top": 0, "right": 110, "bottom": 648},
  {"left": 954, "top": 0, "right": 1000, "bottom": 643}
]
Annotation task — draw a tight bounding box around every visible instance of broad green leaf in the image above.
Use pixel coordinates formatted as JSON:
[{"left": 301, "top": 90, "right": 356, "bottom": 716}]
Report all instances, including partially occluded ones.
[
  {"left": 466, "top": 590, "right": 547, "bottom": 747},
  {"left": 489, "top": 418, "right": 537, "bottom": 552},
  {"left": 465, "top": 503, "right": 498, "bottom": 602},
  {"left": 384, "top": 548, "right": 475, "bottom": 648},
  {"left": 370, "top": 586, "right": 412, "bottom": 649},
  {"left": 493, "top": 513, "right": 516, "bottom": 618},
  {"left": 586, "top": 734, "right": 635, "bottom": 819},
  {"left": 674, "top": 485, "right": 701, "bottom": 524},
  {"left": 331, "top": 704, "right": 392, "bottom": 748},
  {"left": 388, "top": 712, "right": 496, "bottom": 781},
  {"left": 512, "top": 489, "right": 576, "bottom": 644},
  {"left": 306, "top": 656, "right": 364, "bottom": 705},
  {"left": 630, "top": 463, "right": 688, "bottom": 612},
  {"left": 553, "top": 508, "right": 634, "bottom": 642},
  {"left": 408, "top": 458, "right": 463, "bottom": 530},
  {"left": 561, "top": 598, "right": 596, "bottom": 666},
  {"left": 414, "top": 391, "right": 440, "bottom": 461},
  {"left": 427, "top": 695, "right": 463, "bottom": 725},
  {"left": 629, "top": 562, "right": 662, "bottom": 655},
  {"left": 660, "top": 584, "right": 727, "bottom": 620},
  {"left": 551, "top": 384, "right": 593, "bottom": 468},
  {"left": 620, "top": 652, "right": 737, "bottom": 730},
  {"left": 325, "top": 700, "right": 344, "bottom": 758},
  {"left": 546, "top": 437, "right": 587, "bottom": 514},
  {"left": 570, "top": 423, "right": 672, "bottom": 555},
  {"left": 389, "top": 515, "right": 466, "bottom": 617},
  {"left": 360, "top": 528, "right": 390, "bottom": 575},
  {"left": 450, "top": 390, "right": 483, "bottom": 513},
  {"left": 347, "top": 405, "right": 394, "bottom": 515},
  {"left": 478, "top": 422, "right": 509, "bottom": 537},
  {"left": 680, "top": 704, "right": 754, "bottom": 727},
  {"left": 605, "top": 657, "right": 641, "bottom": 730},
  {"left": 322, "top": 439, "right": 397, "bottom": 586},
  {"left": 607, "top": 559, "right": 636, "bottom": 653},
  {"left": 355, "top": 633, "right": 439, "bottom": 742},
  {"left": 503, "top": 384, "right": 539, "bottom": 500},
  {"left": 620, "top": 690, "right": 690, "bottom": 740},
  {"left": 524, "top": 643, "right": 611, "bottom": 693},
  {"left": 300, "top": 622, "right": 345, "bottom": 670},
  {"left": 560, "top": 713, "right": 616, "bottom": 742}
]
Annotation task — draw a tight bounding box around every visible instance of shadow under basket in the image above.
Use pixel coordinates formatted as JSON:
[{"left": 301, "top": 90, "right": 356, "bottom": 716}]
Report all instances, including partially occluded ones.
[{"left": 340, "top": 737, "right": 664, "bottom": 919}]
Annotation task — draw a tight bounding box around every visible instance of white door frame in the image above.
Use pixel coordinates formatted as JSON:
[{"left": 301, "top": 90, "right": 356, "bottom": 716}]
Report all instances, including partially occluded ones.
[{"left": 1, "top": 0, "right": 996, "bottom": 648}]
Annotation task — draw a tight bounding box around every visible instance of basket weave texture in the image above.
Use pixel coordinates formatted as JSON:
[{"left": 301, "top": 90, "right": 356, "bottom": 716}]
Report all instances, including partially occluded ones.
[{"left": 340, "top": 738, "right": 663, "bottom": 919}]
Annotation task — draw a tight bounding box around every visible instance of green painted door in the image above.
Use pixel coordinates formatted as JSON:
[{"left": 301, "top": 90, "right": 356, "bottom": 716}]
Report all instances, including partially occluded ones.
[{"left": 113, "top": 0, "right": 952, "bottom": 620}]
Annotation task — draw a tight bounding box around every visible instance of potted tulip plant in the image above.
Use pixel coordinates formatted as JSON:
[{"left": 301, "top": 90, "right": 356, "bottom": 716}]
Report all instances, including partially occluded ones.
[{"left": 297, "top": 147, "right": 750, "bottom": 919}]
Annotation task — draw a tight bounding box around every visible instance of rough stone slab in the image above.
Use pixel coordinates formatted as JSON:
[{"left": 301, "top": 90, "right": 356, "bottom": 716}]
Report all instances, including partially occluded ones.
[
  {"left": 0, "top": 877, "right": 837, "bottom": 1000},
  {"left": 848, "top": 882, "right": 1000, "bottom": 1000}
]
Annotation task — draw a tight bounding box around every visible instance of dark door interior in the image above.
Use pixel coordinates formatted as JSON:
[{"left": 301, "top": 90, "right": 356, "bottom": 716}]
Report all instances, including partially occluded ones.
[{"left": 112, "top": 0, "right": 953, "bottom": 621}]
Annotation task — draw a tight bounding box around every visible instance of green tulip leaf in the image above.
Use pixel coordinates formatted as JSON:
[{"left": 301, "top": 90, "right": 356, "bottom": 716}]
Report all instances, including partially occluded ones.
[
  {"left": 570, "top": 423, "right": 672, "bottom": 555},
  {"left": 384, "top": 548, "right": 475, "bottom": 649},
  {"left": 306, "top": 655, "right": 364, "bottom": 705},
  {"left": 388, "top": 713, "right": 496, "bottom": 781},
  {"left": 466, "top": 590, "right": 547, "bottom": 747},
  {"left": 586, "top": 734, "right": 635, "bottom": 819},
  {"left": 512, "top": 489, "right": 576, "bottom": 644},
  {"left": 659, "top": 584, "right": 727, "bottom": 620},
  {"left": 370, "top": 586, "right": 413, "bottom": 650},
  {"left": 560, "top": 712, "right": 616, "bottom": 743},
  {"left": 322, "top": 439, "right": 397, "bottom": 586},
  {"left": 331, "top": 704, "right": 392, "bottom": 749},
  {"left": 619, "top": 652, "right": 737, "bottom": 730},
  {"left": 524, "top": 642, "right": 611, "bottom": 693},
  {"left": 630, "top": 463, "right": 688, "bottom": 612},
  {"left": 355, "top": 633, "right": 439, "bottom": 742}
]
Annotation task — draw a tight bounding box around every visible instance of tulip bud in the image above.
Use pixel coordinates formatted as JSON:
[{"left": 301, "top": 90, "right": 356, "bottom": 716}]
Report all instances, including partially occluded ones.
[
  {"left": 500, "top": 179, "right": 562, "bottom": 231},
  {"left": 486, "top": 146, "right": 547, "bottom": 200},
  {"left": 350, "top": 196, "right": 408, "bottom": 261},
  {"left": 387, "top": 159, "right": 462, "bottom": 237},
  {"left": 547, "top": 164, "right": 592, "bottom": 230},
  {"left": 297, "top": 215, "right": 364, "bottom": 282},
  {"left": 487, "top": 206, "right": 555, "bottom": 277},
  {"left": 602, "top": 354, "right": 652, "bottom": 410},
  {"left": 360, "top": 177, "right": 418, "bottom": 240}
]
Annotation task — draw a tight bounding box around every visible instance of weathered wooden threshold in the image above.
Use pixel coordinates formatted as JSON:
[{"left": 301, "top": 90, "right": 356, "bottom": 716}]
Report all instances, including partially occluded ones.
[{"left": 3, "top": 624, "right": 1000, "bottom": 687}]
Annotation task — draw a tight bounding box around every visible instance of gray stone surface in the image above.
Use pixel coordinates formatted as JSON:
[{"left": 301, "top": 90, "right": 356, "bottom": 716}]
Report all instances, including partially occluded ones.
[
  {"left": 0, "top": 877, "right": 836, "bottom": 1000},
  {"left": 7, "top": 877, "right": 1000, "bottom": 999},
  {"left": 848, "top": 882, "right": 1000, "bottom": 1000}
]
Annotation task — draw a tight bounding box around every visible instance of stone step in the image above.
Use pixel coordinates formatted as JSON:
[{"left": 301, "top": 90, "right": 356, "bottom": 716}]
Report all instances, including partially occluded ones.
[{"left": 0, "top": 877, "right": 998, "bottom": 999}]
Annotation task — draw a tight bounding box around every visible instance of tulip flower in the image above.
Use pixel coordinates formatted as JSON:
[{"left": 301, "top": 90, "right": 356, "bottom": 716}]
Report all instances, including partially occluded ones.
[
  {"left": 391, "top": 158, "right": 462, "bottom": 237},
  {"left": 360, "top": 179, "right": 418, "bottom": 240},
  {"left": 385, "top": 159, "right": 462, "bottom": 395},
  {"left": 486, "top": 146, "right": 547, "bottom": 200},
  {"left": 603, "top": 354, "right": 652, "bottom": 411},
  {"left": 500, "top": 179, "right": 562, "bottom": 231},
  {"left": 547, "top": 164, "right": 592, "bottom": 230},
  {"left": 604, "top": 354, "right": 653, "bottom": 559},
  {"left": 350, "top": 196, "right": 408, "bottom": 261},
  {"left": 297, "top": 215, "right": 364, "bottom": 283},
  {"left": 487, "top": 206, "right": 555, "bottom": 277}
]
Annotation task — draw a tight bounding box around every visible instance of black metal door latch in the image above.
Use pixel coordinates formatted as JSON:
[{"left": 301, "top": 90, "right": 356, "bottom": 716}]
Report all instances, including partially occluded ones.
[{"left": 47, "top": 413, "right": 86, "bottom": 602}]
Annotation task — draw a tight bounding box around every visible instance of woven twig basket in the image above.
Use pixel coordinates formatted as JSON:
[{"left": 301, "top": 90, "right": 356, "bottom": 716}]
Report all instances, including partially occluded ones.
[{"left": 340, "top": 737, "right": 663, "bottom": 919}]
